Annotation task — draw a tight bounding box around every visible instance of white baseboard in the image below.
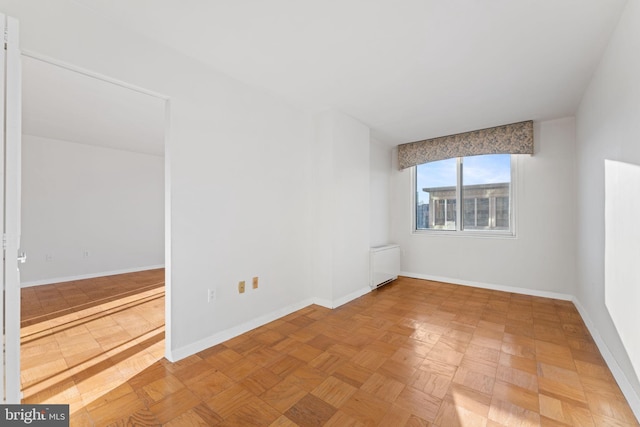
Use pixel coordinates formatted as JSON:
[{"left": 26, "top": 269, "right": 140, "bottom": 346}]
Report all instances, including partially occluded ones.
[
  {"left": 572, "top": 298, "right": 640, "bottom": 422},
  {"left": 312, "top": 286, "right": 370, "bottom": 309},
  {"left": 400, "top": 271, "right": 573, "bottom": 301},
  {"left": 402, "top": 270, "right": 640, "bottom": 422},
  {"left": 168, "top": 298, "right": 317, "bottom": 362},
  {"left": 20, "top": 264, "right": 165, "bottom": 288},
  {"left": 169, "top": 286, "right": 372, "bottom": 362},
  {"left": 312, "top": 298, "right": 333, "bottom": 309},
  {"left": 332, "top": 286, "right": 371, "bottom": 308}
]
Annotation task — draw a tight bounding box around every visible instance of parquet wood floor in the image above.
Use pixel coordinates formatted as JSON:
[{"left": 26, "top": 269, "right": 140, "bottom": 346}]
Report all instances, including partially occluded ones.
[{"left": 21, "top": 272, "right": 639, "bottom": 426}]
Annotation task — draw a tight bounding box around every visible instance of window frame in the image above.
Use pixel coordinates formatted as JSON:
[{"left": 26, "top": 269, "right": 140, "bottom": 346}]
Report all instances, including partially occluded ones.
[{"left": 412, "top": 155, "right": 517, "bottom": 238}]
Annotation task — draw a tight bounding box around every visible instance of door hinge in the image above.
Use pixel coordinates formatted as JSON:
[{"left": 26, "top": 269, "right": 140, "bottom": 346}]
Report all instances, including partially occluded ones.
[{"left": 2, "top": 234, "right": 6, "bottom": 250}]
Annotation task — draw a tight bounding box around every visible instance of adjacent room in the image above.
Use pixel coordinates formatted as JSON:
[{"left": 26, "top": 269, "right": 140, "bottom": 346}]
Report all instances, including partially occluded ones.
[
  {"left": 1, "top": 0, "right": 639, "bottom": 425},
  {"left": 19, "top": 55, "right": 167, "bottom": 408}
]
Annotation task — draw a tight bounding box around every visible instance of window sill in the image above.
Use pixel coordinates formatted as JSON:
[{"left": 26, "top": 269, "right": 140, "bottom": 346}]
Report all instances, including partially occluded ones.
[{"left": 411, "top": 229, "right": 516, "bottom": 239}]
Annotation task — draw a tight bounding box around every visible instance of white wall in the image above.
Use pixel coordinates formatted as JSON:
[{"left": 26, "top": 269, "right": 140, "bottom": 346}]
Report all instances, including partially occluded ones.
[
  {"left": 332, "top": 113, "right": 371, "bottom": 303},
  {"left": 0, "top": 0, "right": 315, "bottom": 358},
  {"left": 576, "top": 0, "right": 640, "bottom": 400},
  {"left": 312, "top": 111, "right": 371, "bottom": 307},
  {"left": 604, "top": 160, "right": 640, "bottom": 386},
  {"left": 370, "top": 138, "right": 391, "bottom": 247},
  {"left": 21, "top": 135, "right": 164, "bottom": 285},
  {"left": 390, "top": 118, "right": 577, "bottom": 297}
]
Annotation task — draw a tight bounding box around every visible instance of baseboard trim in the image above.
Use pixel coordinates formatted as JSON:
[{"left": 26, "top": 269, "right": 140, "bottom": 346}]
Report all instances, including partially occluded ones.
[
  {"left": 333, "top": 286, "right": 371, "bottom": 308},
  {"left": 401, "top": 270, "right": 640, "bottom": 422},
  {"left": 20, "top": 265, "right": 165, "bottom": 288},
  {"left": 312, "top": 298, "right": 333, "bottom": 309},
  {"left": 400, "top": 271, "right": 573, "bottom": 301},
  {"left": 168, "top": 298, "right": 317, "bottom": 362},
  {"left": 169, "top": 285, "right": 372, "bottom": 362},
  {"left": 572, "top": 298, "right": 640, "bottom": 422},
  {"left": 313, "top": 286, "right": 370, "bottom": 309}
]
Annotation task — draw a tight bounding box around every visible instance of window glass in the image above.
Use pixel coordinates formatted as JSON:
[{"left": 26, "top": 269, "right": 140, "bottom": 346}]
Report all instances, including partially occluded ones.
[
  {"left": 415, "top": 154, "right": 512, "bottom": 233},
  {"left": 462, "top": 154, "right": 511, "bottom": 230},
  {"left": 496, "top": 196, "right": 510, "bottom": 228},
  {"left": 416, "top": 158, "right": 456, "bottom": 230},
  {"left": 463, "top": 198, "right": 476, "bottom": 227}
]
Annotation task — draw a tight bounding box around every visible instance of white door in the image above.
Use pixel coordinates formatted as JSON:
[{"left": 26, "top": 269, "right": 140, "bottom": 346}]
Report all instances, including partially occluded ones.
[{"left": 1, "top": 13, "right": 23, "bottom": 404}]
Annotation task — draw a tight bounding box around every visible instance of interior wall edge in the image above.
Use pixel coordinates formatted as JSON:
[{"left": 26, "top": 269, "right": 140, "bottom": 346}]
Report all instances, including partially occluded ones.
[{"left": 20, "top": 264, "right": 165, "bottom": 288}]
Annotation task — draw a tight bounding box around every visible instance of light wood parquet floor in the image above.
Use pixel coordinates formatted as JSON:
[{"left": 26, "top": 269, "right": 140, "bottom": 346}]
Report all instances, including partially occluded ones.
[{"left": 21, "top": 271, "right": 639, "bottom": 426}]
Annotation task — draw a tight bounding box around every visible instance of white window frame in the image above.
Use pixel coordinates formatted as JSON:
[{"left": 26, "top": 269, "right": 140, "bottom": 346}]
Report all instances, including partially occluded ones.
[{"left": 412, "top": 155, "right": 518, "bottom": 238}]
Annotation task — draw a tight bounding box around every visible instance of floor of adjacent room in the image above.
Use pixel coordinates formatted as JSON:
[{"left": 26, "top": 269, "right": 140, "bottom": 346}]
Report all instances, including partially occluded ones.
[{"left": 20, "top": 272, "right": 639, "bottom": 426}]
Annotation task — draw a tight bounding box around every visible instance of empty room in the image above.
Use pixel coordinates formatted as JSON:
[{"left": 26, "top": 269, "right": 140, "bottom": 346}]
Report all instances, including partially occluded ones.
[{"left": 0, "top": 1, "right": 639, "bottom": 426}]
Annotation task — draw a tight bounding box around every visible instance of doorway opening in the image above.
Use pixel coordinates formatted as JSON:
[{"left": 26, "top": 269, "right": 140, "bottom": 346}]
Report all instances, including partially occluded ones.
[{"left": 19, "top": 52, "right": 170, "bottom": 414}]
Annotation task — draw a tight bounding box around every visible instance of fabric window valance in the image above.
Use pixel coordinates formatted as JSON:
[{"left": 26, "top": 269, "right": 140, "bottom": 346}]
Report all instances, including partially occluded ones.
[{"left": 397, "top": 120, "right": 534, "bottom": 169}]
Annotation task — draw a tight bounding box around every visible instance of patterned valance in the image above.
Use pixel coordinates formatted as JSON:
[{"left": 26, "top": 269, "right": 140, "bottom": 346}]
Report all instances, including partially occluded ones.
[{"left": 397, "top": 120, "right": 534, "bottom": 169}]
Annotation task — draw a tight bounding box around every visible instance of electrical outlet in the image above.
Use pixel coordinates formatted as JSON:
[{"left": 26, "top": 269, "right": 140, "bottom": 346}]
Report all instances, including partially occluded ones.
[
  {"left": 82, "top": 250, "right": 90, "bottom": 258},
  {"left": 207, "top": 288, "right": 217, "bottom": 302},
  {"left": 238, "top": 281, "right": 246, "bottom": 294},
  {"left": 252, "top": 276, "right": 259, "bottom": 289},
  {"left": 45, "top": 254, "right": 54, "bottom": 262}
]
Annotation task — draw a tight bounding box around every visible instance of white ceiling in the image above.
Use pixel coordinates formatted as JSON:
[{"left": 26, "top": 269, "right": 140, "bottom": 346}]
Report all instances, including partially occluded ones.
[
  {"left": 22, "top": 1, "right": 628, "bottom": 149},
  {"left": 69, "top": 0, "right": 628, "bottom": 146},
  {"left": 22, "top": 55, "right": 166, "bottom": 156}
]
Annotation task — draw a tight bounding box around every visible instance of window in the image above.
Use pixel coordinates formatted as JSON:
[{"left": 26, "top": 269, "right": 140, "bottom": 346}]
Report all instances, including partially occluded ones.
[{"left": 415, "top": 154, "right": 513, "bottom": 234}]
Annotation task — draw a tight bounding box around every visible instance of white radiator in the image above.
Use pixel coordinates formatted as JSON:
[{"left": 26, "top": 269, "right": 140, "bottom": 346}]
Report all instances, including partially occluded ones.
[{"left": 370, "top": 245, "right": 400, "bottom": 289}]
